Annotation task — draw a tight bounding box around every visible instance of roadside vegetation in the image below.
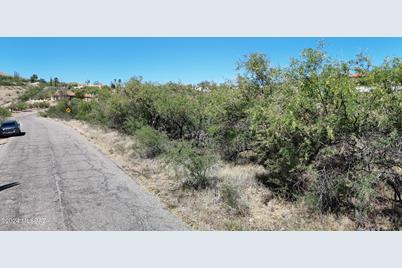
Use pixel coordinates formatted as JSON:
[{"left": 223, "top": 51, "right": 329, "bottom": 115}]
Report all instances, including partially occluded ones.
[
  {"left": 0, "top": 73, "right": 27, "bottom": 86},
  {"left": 0, "top": 107, "right": 11, "bottom": 121},
  {"left": 44, "top": 46, "right": 402, "bottom": 230}
]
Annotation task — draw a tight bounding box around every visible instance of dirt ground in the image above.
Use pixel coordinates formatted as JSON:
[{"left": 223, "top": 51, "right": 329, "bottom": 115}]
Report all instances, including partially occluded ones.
[
  {"left": 57, "top": 118, "right": 360, "bottom": 230},
  {"left": 0, "top": 86, "right": 26, "bottom": 105}
]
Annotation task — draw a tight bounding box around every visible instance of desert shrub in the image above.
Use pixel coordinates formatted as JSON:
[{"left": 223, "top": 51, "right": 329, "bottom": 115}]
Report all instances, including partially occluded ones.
[
  {"left": 0, "top": 75, "right": 25, "bottom": 86},
  {"left": 167, "top": 140, "right": 216, "bottom": 190},
  {"left": 8, "top": 102, "right": 29, "bottom": 111},
  {"left": 122, "top": 82, "right": 209, "bottom": 142},
  {"left": 220, "top": 182, "right": 249, "bottom": 216},
  {"left": 17, "top": 86, "right": 43, "bottom": 101},
  {"left": 75, "top": 101, "right": 95, "bottom": 121},
  {"left": 28, "top": 102, "right": 50, "bottom": 109},
  {"left": 122, "top": 116, "right": 145, "bottom": 135},
  {"left": 105, "top": 95, "right": 130, "bottom": 129},
  {"left": 207, "top": 87, "right": 252, "bottom": 160},
  {"left": 245, "top": 48, "right": 402, "bottom": 202},
  {"left": 46, "top": 99, "right": 74, "bottom": 119},
  {"left": 306, "top": 131, "right": 401, "bottom": 227},
  {"left": 134, "top": 126, "right": 169, "bottom": 158},
  {"left": 83, "top": 101, "right": 110, "bottom": 126},
  {"left": 154, "top": 90, "right": 209, "bottom": 142},
  {"left": 38, "top": 111, "right": 48, "bottom": 117},
  {"left": 0, "top": 107, "right": 11, "bottom": 121},
  {"left": 307, "top": 168, "right": 380, "bottom": 226}
]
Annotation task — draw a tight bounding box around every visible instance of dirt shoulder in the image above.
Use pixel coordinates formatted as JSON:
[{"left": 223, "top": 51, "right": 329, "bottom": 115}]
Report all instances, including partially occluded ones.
[{"left": 53, "top": 117, "right": 358, "bottom": 230}]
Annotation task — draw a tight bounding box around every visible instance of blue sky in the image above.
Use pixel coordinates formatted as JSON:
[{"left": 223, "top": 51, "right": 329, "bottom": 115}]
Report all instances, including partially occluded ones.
[{"left": 0, "top": 38, "right": 401, "bottom": 85}]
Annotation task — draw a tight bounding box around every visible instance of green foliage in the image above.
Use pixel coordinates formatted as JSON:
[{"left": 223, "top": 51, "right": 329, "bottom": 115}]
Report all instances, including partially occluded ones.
[
  {"left": 246, "top": 47, "right": 402, "bottom": 201},
  {"left": 0, "top": 75, "right": 25, "bottom": 86},
  {"left": 166, "top": 140, "right": 216, "bottom": 190},
  {"left": 8, "top": 102, "right": 29, "bottom": 111},
  {"left": 207, "top": 86, "right": 252, "bottom": 160},
  {"left": 135, "top": 126, "right": 169, "bottom": 158},
  {"left": 30, "top": 74, "right": 38, "bottom": 83},
  {"left": 28, "top": 102, "right": 50, "bottom": 109},
  {"left": 220, "top": 182, "right": 249, "bottom": 216},
  {"left": 105, "top": 95, "right": 130, "bottom": 129},
  {"left": 123, "top": 116, "right": 145, "bottom": 135},
  {"left": 75, "top": 101, "right": 94, "bottom": 120},
  {"left": 46, "top": 99, "right": 73, "bottom": 119},
  {"left": 43, "top": 46, "right": 402, "bottom": 227},
  {"left": 17, "top": 86, "right": 43, "bottom": 101},
  {"left": 0, "top": 107, "right": 11, "bottom": 121}
]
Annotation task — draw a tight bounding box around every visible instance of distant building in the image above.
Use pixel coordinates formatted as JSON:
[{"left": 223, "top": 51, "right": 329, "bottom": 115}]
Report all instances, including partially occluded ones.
[
  {"left": 356, "top": 86, "right": 372, "bottom": 93},
  {"left": 350, "top": 73, "right": 402, "bottom": 93},
  {"left": 349, "top": 73, "right": 366, "bottom": 78},
  {"left": 65, "top": 90, "right": 76, "bottom": 100},
  {"left": 74, "top": 83, "right": 103, "bottom": 89},
  {"left": 51, "top": 92, "right": 62, "bottom": 101},
  {"left": 83, "top": 93, "right": 94, "bottom": 102},
  {"left": 51, "top": 90, "right": 76, "bottom": 101}
]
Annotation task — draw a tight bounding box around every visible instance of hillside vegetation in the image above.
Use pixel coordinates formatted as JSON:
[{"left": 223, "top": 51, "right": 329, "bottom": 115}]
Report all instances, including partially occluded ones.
[
  {"left": 0, "top": 74, "right": 36, "bottom": 106},
  {"left": 46, "top": 47, "right": 402, "bottom": 230}
]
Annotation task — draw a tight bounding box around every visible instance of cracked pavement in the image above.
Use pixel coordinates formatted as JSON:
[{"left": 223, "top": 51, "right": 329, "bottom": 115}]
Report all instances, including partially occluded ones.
[{"left": 0, "top": 112, "right": 187, "bottom": 230}]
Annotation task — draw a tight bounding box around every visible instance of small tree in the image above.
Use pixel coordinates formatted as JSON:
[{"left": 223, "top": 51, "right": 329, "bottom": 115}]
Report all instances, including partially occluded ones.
[{"left": 30, "top": 74, "right": 38, "bottom": 83}]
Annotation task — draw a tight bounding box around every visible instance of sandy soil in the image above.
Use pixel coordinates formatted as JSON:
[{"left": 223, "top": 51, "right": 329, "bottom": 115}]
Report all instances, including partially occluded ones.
[{"left": 0, "top": 86, "right": 26, "bottom": 105}]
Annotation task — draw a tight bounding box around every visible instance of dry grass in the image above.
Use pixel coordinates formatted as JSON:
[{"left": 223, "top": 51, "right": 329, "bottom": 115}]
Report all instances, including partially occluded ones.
[{"left": 56, "top": 118, "right": 360, "bottom": 230}]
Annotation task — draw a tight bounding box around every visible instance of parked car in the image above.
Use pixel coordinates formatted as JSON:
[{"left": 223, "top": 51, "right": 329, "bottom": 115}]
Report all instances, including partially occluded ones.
[{"left": 0, "top": 119, "right": 22, "bottom": 137}]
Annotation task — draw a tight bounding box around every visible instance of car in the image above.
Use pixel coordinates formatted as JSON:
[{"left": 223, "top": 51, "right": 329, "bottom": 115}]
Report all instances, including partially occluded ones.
[{"left": 0, "top": 119, "right": 22, "bottom": 137}]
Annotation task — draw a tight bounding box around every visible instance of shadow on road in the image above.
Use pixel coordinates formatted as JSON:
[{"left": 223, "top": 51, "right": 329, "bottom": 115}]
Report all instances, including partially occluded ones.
[
  {"left": 0, "top": 182, "right": 20, "bottom": 192},
  {"left": 0, "top": 132, "right": 26, "bottom": 140}
]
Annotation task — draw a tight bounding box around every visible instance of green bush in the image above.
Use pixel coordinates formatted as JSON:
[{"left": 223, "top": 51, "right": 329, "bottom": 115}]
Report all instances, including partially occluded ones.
[
  {"left": 0, "top": 107, "right": 11, "bottom": 121},
  {"left": 167, "top": 140, "right": 216, "bottom": 190},
  {"left": 46, "top": 99, "right": 73, "bottom": 119},
  {"left": 135, "top": 126, "right": 169, "bottom": 158},
  {"left": 8, "top": 102, "right": 29, "bottom": 111},
  {"left": 207, "top": 87, "right": 252, "bottom": 160},
  {"left": 76, "top": 101, "right": 95, "bottom": 121},
  {"left": 28, "top": 102, "right": 50, "bottom": 109},
  {"left": 0, "top": 75, "right": 25, "bottom": 86},
  {"left": 105, "top": 95, "right": 130, "bottom": 129},
  {"left": 245, "top": 48, "right": 402, "bottom": 201},
  {"left": 123, "top": 116, "right": 145, "bottom": 135},
  {"left": 220, "top": 182, "right": 249, "bottom": 216},
  {"left": 17, "top": 86, "right": 43, "bottom": 101}
]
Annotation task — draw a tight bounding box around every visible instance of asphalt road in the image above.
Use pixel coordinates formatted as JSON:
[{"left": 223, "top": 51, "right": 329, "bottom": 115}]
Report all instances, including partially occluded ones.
[{"left": 0, "top": 112, "right": 187, "bottom": 230}]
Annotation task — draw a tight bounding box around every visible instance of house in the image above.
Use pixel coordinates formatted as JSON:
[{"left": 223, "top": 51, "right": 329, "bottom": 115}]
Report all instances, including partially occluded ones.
[
  {"left": 51, "top": 90, "right": 76, "bottom": 101},
  {"left": 51, "top": 92, "right": 62, "bottom": 101},
  {"left": 74, "top": 83, "right": 103, "bottom": 89},
  {"left": 349, "top": 73, "right": 366, "bottom": 78},
  {"left": 65, "top": 90, "right": 76, "bottom": 100},
  {"left": 349, "top": 73, "right": 402, "bottom": 92},
  {"left": 83, "top": 93, "right": 94, "bottom": 102},
  {"left": 350, "top": 73, "right": 372, "bottom": 92}
]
